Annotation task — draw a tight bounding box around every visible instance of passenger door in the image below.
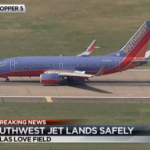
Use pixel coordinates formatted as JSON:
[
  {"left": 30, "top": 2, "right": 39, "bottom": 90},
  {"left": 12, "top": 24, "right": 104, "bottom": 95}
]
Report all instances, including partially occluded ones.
[
  {"left": 59, "top": 63, "right": 63, "bottom": 69},
  {"left": 10, "top": 60, "right": 15, "bottom": 70},
  {"left": 116, "top": 60, "right": 120, "bottom": 71}
]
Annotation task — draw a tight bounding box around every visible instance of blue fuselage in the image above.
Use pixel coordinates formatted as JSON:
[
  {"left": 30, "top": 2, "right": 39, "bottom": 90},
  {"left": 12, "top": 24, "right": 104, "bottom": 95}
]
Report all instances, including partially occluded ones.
[{"left": 0, "top": 56, "right": 125, "bottom": 77}]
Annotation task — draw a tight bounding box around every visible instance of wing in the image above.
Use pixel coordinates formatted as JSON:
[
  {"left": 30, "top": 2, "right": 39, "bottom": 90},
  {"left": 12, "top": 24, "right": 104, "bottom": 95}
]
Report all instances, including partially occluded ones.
[
  {"left": 77, "top": 39, "right": 96, "bottom": 57},
  {"left": 44, "top": 65, "right": 105, "bottom": 78}
]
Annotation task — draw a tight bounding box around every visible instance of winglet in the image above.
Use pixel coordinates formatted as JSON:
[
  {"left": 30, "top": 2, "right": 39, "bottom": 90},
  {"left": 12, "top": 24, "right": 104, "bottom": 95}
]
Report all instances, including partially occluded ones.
[
  {"left": 85, "top": 39, "right": 96, "bottom": 53},
  {"left": 95, "top": 65, "right": 105, "bottom": 76},
  {"left": 77, "top": 39, "right": 96, "bottom": 56}
]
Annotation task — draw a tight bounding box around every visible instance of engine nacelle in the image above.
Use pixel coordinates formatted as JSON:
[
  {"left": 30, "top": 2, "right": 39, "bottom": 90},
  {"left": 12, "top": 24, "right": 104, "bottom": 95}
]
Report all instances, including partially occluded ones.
[{"left": 40, "top": 73, "right": 60, "bottom": 85}]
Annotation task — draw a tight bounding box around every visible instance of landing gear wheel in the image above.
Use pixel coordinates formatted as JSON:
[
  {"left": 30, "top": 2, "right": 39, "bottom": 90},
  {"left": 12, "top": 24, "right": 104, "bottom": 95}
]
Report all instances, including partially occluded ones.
[
  {"left": 6, "top": 77, "right": 9, "bottom": 82},
  {"left": 67, "top": 77, "right": 74, "bottom": 85},
  {"left": 60, "top": 77, "right": 65, "bottom": 81}
]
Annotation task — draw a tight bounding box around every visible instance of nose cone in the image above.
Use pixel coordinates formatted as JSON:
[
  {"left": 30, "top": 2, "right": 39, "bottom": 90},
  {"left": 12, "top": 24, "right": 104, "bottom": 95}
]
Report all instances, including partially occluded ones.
[
  {"left": 0, "top": 62, "right": 3, "bottom": 66},
  {"left": 0, "top": 60, "right": 4, "bottom": 71}
]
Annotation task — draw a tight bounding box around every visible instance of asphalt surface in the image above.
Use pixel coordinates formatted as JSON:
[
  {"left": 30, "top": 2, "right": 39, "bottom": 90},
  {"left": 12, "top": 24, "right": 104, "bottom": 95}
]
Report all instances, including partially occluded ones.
[{"left": 0, "top": 68, "right": 150, "bottom": 103}]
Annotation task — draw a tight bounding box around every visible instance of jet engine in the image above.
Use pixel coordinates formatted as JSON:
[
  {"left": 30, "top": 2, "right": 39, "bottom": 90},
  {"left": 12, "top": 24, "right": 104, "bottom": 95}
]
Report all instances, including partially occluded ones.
[{"left": 40, "top": 73, "right": 60, "bottom": 85}]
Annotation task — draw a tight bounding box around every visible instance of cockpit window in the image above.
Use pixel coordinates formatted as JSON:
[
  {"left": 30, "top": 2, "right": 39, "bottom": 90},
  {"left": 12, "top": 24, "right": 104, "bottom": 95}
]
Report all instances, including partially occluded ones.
[{"left": 0, "top": 62, "right": 3, "bottom": 66}]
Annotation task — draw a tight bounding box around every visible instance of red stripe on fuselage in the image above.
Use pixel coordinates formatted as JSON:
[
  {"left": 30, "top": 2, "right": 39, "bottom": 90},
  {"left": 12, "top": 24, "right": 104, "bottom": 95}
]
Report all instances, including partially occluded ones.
[
  {"left": 0, "top": 70, "right": 74, "bottom": 78},
  {"left": 0, "top": 70, "right": 46, "bottom": 77}
]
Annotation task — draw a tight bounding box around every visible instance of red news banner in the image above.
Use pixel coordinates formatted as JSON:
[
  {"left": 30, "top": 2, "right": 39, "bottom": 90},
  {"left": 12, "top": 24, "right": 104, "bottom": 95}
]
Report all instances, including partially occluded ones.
[{"left": 0, "top": 119, "right": 76, "bottom": 125}]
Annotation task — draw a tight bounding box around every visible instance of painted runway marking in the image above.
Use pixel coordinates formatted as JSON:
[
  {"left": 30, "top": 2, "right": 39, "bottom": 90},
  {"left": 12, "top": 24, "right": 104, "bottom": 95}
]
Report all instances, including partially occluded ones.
[
  {"left": 1, "top": 96, "right": 150, "bottom": 99},
  {"left": 45, "top": 97, "right": 53, "bottom": 102}
]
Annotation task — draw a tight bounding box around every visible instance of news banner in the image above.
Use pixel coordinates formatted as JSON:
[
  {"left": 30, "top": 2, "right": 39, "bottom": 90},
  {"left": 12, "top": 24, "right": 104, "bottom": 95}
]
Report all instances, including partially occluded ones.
[{"left": 0, "top": 119, "right": 150, "bottom": 143}]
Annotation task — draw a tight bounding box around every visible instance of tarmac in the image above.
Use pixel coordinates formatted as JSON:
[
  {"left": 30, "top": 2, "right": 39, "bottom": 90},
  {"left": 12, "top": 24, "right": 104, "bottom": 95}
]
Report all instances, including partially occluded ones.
[{"left": 0, "top": 68, "right": 150, "bottom": 103}]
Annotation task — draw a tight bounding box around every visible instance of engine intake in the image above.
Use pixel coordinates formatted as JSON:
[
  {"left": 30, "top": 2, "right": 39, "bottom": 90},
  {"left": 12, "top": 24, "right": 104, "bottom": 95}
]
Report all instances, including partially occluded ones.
[{"left": 40, "top": 73, "right": 60, "bottom": 85}]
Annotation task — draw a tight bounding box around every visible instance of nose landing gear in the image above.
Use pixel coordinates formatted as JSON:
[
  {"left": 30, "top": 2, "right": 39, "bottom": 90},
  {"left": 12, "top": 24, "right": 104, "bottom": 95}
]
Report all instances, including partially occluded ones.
[{"left": 6, "top": 77, "right": 9, "bottom": 82}]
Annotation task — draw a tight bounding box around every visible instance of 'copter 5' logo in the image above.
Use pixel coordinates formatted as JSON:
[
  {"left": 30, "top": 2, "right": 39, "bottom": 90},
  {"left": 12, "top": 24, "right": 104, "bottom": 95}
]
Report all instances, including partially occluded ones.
[{"left": 0, "top": 4, "right": 26, "bottom": 13}]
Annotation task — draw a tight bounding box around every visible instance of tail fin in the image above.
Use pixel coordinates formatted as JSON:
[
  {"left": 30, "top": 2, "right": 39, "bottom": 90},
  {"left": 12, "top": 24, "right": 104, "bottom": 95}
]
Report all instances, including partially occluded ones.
[{"left": 119, "top": 21, "right": 150, "bottom": 58}]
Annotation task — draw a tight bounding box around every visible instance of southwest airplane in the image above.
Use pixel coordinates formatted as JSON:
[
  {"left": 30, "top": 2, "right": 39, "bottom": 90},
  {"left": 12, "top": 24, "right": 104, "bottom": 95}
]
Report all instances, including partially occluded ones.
[{"left": 0, "top": 21, "right": 150, "bottom": 85}]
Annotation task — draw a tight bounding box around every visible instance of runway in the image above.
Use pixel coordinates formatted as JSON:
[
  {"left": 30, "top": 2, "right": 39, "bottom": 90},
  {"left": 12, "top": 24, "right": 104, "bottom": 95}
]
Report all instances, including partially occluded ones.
[
  {"left": 0, "top": 97, "right": 150, "bottom": 103},
  {"left": 0, "top": 68, "right": 150, "bottom": 102}
]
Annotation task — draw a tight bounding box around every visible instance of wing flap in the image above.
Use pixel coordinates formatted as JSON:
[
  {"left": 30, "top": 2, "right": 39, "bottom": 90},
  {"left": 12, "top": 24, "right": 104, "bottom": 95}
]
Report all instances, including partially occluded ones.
[{"left": 59, "top": 72, "right": 93, "bottom": 78}]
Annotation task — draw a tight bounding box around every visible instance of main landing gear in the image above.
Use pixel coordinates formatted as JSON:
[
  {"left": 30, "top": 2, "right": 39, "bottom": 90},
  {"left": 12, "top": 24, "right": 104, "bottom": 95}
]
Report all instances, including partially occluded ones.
[
  {"left": 67, "top": 77, "right": 74, "bottom": 85},
  {"left": 6, "top": 77, "right": 9, "bottom": 82}
]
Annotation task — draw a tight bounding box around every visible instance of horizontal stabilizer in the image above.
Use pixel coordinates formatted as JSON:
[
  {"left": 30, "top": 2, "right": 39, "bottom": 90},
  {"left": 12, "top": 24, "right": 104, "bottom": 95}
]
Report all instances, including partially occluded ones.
[
  {"left": 145, "top": 50, "right": 150, "bottom": 58},
  {"left": 131, "top": 59, "right": 150, "bottom": 63}
]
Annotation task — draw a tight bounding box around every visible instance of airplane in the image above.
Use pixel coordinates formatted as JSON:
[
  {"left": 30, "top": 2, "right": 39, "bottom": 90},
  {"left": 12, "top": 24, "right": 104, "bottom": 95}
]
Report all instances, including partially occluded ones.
[{"left": 0, "top": 21, "right": 150, "bottom": 85}]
